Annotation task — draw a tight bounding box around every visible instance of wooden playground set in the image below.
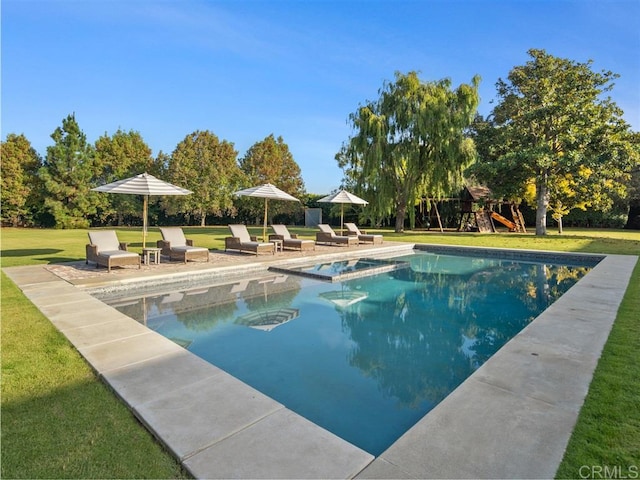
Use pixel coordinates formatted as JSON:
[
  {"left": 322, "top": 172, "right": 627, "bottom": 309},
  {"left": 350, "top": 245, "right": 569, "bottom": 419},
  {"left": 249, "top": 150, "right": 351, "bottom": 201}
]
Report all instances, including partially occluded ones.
[{"left": 420, "top": 186, "right": 527, "bottom": 233}]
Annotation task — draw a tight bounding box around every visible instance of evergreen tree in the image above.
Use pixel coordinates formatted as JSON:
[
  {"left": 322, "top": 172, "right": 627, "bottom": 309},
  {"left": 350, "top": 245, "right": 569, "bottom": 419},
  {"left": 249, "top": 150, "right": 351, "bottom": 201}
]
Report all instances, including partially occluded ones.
[{"left": 39, "top": 114, "right": 99, "bottom": 228}]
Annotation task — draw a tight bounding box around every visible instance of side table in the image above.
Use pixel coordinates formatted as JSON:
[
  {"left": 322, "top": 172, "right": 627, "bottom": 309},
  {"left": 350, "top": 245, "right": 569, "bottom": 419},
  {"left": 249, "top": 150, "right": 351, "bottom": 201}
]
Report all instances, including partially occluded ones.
[
  {"left": 142, "top": 247, "right": 162, "bottom": 265},
  {"left": 270, "top": 239, "right": 283, "bottom": 253}
]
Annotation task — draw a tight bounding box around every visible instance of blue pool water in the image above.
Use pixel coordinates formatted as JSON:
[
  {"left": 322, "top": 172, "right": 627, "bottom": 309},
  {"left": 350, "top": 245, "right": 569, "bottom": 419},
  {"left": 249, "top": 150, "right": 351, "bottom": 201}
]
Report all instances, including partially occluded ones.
[{"left": 103, "top": 250, "right": 594, "bottom": 455}]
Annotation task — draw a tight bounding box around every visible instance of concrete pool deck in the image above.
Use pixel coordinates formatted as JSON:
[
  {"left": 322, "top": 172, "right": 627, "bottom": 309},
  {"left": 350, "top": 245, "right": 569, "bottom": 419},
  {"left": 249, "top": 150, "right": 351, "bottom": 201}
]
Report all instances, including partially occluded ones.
[{"left": 3, "top": 243, "right": 637, "bottom": 479}]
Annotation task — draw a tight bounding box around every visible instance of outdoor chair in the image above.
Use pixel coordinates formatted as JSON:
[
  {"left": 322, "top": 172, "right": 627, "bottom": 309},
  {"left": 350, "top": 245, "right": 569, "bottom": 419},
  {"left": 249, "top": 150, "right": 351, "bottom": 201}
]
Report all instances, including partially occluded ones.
[
  {"left": 157, "top": 227, "right": 209, "bottom": 263},
  {"left": 344, "top": 222, "right": 383, "bottom": 244},
  {"left": 225, "top": 224, "right": 276, "bottom": 255},
  {"left": 86, "top": 230, "right": 141, "bottom": 272},
  {"left": 315, "top": 224, "right": 358, "bottom": 246},
  {"left": 269, "top": 225, "right": 315, "bottom": 251}
]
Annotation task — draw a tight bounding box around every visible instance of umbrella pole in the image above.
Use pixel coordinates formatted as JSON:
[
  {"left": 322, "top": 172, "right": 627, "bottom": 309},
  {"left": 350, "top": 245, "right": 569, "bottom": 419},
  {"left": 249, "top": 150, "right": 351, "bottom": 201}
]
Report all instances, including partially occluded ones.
[
  {"left": 263, "top": 198, "right": 268, "bottom": 242},
  {"left": 340, "top": 204, "right": 344, "bottom": 235},
  {"left": 143, "top": 195, "right": 148, "bottom": 249}
]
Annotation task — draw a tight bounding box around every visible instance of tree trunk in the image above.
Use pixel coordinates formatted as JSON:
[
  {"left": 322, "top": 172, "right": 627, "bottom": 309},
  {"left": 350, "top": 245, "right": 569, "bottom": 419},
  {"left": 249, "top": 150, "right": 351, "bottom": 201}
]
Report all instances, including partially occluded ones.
[
  {"left": 395, "top": 199, "right": 407, "bottom": 233},
  {"left": 536, "top": 170, "right": 549, "bottom": 236},
  {"left": 557, "top": 215, "right": 563, "bottom": 234},
  {"left": 625, "top": 199, "right": 640, "bottom": 230}
]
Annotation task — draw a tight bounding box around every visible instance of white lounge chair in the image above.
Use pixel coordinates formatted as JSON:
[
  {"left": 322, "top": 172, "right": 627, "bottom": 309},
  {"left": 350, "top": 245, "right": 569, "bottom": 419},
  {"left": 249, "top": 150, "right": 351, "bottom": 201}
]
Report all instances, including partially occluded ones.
[
  {"left": 86, "top": 230, "right": 141, "bottom": 272},
  {"left": 315, "top": 224, "right": 358, "bottom": 246},
  {"left": 269, "top": 225, "right": 315, "bottom": 251},
  {"left": 157, "top": 227, "right": 209, "bottom": 263},
  {"left": 344, "top": 223, "right": 383, "bottom": 244},
  {"left": 225, "top": 224, "right": 276, "bottom": 255}
]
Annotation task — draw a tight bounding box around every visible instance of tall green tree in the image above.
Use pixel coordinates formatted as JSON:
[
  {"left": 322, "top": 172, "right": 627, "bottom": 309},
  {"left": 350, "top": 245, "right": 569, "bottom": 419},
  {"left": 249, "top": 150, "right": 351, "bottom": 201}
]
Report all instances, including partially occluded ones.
[
  {"left": 239, "top": 134, "right": 306, "bottom": 222},
  {"left": 93, "top": 129, "right": 154, "bottom": 225},
  {"left": 485, "top": 49, "right": 638, "bottom": 235},
  {"left": 623, "top": 132, "right": 640, "bottom": 229},
  {"left": 1, "top": 134, "right": 42, "bottom": 226},
  {"left": 39, "top": 114, "right": 99, "bottom": 228},
  {"left": 339, "top": 71, "right": 480, "bottom": 232},
  {"left": 167, "top": 130, "right": 243, "bottom": 226}
]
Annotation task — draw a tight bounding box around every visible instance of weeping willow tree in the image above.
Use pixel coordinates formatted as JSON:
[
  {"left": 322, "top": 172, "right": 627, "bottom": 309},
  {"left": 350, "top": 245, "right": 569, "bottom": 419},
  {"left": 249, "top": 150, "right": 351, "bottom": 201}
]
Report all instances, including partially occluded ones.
[{"left": 338, "top": 71, "right": 480, "bottom": 232}]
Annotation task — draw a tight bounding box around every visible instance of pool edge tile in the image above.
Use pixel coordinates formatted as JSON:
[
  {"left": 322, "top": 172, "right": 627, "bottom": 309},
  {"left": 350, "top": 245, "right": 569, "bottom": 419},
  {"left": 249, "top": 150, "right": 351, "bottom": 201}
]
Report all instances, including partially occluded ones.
[{"left": 183, "top": 408, "right": 374, "bottom": 480}]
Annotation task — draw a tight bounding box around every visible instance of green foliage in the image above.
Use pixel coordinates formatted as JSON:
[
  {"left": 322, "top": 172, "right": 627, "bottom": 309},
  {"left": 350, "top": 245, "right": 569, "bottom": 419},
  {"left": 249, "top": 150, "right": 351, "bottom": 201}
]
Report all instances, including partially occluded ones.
[
  {"left": 39, "top": 114, "right": 100, "bottom": 229},
  {"left": 167, "top": 130, "right": 244, "bottom": 226},
  {"left": 1, "top": 271, "right": 190, "bottom": 479},
  {"left": 340, "top": 71, "right": 480, "bottom": 232},
  {"left": 474, "top": 49, "right": 639, "bottom": 236},
  {"left": 1, "top": 133, "right": 42, "bottom": 226},
  {"left": 239, "top": 134, "right": 306, "bottom": 222}
]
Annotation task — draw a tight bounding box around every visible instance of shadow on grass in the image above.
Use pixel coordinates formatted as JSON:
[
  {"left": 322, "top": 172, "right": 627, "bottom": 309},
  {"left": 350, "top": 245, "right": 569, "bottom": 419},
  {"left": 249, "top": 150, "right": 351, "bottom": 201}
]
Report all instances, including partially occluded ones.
[
  {"left": 1, "top": 376, "right": 190, "bottom": 479},
  {"left": 38, "top": 257, "right": 84, "bottom": 264},
  {"left": 1, "top": 249, "right": 63, "bottom": 258}
]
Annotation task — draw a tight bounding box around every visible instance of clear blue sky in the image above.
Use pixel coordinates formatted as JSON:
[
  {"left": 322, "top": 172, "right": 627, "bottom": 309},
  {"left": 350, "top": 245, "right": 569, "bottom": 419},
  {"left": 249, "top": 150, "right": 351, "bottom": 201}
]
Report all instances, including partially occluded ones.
[{"left": 2, "top": 0, "right": 639, "bottom": 194}]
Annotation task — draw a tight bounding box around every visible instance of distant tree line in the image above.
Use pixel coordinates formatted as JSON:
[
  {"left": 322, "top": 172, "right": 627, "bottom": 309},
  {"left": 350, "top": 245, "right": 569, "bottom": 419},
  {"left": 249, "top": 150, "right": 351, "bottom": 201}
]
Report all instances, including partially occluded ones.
[
  {"left": 1, "top": 116, "right": 310, "bottom": 229},
  {"left": 3, "top": 50, "right": 639, "bottom": 233}
]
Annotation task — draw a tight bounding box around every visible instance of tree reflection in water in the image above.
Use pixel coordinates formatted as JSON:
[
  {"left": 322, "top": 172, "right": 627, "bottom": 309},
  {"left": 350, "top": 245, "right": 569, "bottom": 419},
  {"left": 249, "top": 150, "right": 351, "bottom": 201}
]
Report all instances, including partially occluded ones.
[{"left": 339, "top": 257, "right": 590, "bottom": 408}]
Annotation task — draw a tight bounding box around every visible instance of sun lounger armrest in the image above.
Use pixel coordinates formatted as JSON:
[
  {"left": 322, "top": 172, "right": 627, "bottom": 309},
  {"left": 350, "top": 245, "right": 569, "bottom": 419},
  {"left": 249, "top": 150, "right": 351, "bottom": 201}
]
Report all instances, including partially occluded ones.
[
  {"left": 345, "top": 231, "right": 358, "bottom": 237},
  {"left": 290, "top": 233, "right": 299, "bottom": 239},
  {"left": 86, "top": 244, "right": 99, "bottom": 263},
  {"left": 118, "top": 242, "right": 129, "bottom": 250},
  {"left": 269, "top": 234, "right": 285, "bottom": 241},
  {"left": 157, "top": 239, "right": 171, "bottom": 256},
  {"left": 250, "top": 235, "right": 258, "bottom": 242},
  {"left": 316, "top": 232, "right": 333, "bottom": 243},
  {"left": 225, "top": 236, "right": 242, "bottom": 251},
  {"left": 186, "top": 239, "right": 194, "bottom": 246}
]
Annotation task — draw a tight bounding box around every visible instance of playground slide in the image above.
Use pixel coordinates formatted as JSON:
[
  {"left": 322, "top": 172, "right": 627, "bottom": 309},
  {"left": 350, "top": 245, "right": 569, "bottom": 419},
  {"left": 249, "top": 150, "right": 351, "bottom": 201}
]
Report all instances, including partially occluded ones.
[{"left": 490, "top": 211, "right": 517, "bottom": 230}]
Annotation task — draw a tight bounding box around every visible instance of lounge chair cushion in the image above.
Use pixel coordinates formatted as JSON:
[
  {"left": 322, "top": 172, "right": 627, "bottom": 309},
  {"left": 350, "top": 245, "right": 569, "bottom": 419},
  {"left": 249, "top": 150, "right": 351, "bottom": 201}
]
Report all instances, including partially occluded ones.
[
  {"left": 159, "top": 227, "right": 188, "bottom": 247},
  {"left": 318, "top": 224, "right": 337, "bottom": 236},
  {"left": 271, "top": 224, "right": 293, "bottom": 240},
  {"left": 88, "top": 230, "right": 122, "bottom": 252},
  {"left": 229, "top": 224, "right": 253, "bottom": 243}
]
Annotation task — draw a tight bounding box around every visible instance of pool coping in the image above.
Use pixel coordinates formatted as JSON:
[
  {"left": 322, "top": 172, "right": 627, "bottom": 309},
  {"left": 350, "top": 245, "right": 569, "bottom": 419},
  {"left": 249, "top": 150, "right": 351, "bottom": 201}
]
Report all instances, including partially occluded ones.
[{"left": 3, "top": 244, "right": 636, "bottom": 479}]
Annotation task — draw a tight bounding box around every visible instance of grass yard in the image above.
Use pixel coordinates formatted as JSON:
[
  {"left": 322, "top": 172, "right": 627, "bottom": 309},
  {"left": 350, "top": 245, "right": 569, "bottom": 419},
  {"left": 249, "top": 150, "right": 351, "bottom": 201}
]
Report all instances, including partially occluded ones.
[{"left": 1, "top": 226, "right": 639, "bottom": 479}]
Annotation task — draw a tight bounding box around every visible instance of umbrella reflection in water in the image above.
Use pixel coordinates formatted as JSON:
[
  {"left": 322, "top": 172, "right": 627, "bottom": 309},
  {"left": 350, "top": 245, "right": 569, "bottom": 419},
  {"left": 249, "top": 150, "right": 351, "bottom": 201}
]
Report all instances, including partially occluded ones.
[
  {"left": 234, "top": 308, "right": 299, "bottom": 332},
  {"left": 319, "top": 290, "right": 368, "bottom": 309}
]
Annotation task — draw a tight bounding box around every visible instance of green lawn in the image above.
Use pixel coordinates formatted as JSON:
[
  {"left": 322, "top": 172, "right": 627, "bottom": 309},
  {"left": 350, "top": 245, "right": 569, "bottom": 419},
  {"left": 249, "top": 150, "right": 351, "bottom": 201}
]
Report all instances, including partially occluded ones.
[{"left": 1, "top": 226, "right": 639, "bottom": 478}]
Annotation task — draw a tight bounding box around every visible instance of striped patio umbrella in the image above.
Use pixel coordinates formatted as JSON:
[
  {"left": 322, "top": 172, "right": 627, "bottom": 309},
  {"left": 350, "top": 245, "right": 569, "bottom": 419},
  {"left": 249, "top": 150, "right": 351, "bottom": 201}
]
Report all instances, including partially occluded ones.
[
  {"left": 233, "top": 183, "right": 300, "bottom": 241},
  {"left": 317, "top": 189, "right": 368, "bottom": 234},
  {"left": 92, "top": 172, "right": 192, "bottom": 247}
]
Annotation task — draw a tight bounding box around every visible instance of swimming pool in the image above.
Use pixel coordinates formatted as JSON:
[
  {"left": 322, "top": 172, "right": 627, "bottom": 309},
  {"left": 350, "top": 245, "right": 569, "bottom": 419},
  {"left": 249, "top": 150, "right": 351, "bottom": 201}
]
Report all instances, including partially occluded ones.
[{"left": 100, "top": 249, "right": 596, "bottom": 455}]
